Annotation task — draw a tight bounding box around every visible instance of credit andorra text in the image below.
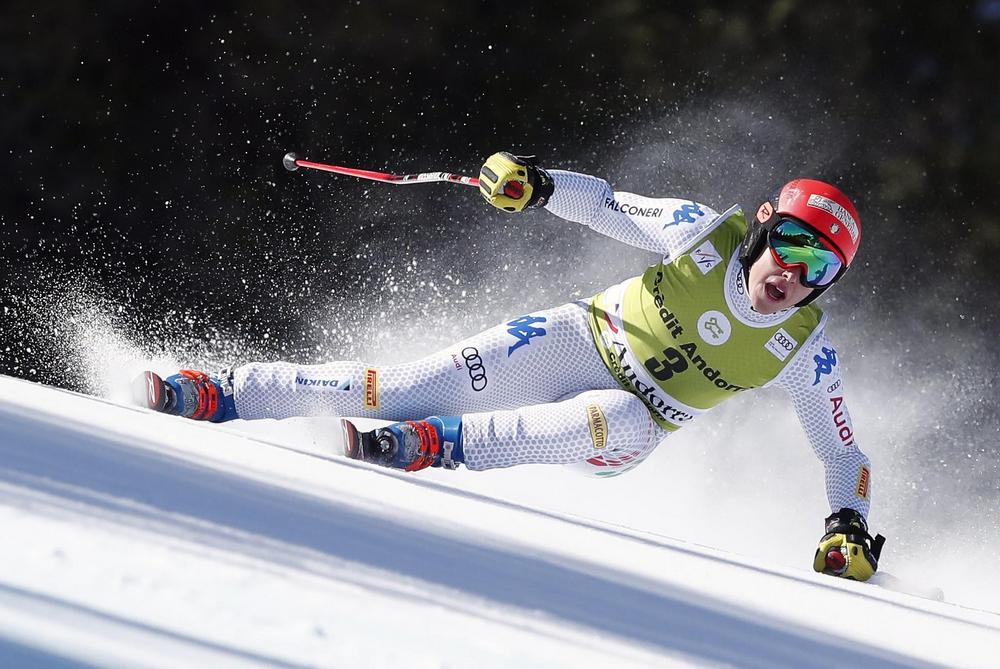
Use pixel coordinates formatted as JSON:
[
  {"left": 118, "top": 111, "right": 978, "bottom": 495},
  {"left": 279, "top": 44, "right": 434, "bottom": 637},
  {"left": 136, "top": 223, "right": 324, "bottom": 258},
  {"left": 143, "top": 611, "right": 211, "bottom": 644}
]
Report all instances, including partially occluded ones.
[
  {"left": 644, "top": 345, "right": 747, "bottom": 392},
  {"left": 607, "top": 339, "right": 695, "bottom": 424},
  {"left": 652, "top": 271, "right": 685, "bottom": 339},
  {"left": 649, "top": 270, "right": 747, "bottom": 391}
]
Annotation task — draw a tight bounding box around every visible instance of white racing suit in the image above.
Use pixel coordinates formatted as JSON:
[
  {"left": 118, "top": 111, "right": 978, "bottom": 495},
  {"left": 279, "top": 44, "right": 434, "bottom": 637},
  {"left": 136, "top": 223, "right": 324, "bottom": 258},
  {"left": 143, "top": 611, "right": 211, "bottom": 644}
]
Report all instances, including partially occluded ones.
[{"left": 233, "top": 170, "right": 872, "bottom": 518}]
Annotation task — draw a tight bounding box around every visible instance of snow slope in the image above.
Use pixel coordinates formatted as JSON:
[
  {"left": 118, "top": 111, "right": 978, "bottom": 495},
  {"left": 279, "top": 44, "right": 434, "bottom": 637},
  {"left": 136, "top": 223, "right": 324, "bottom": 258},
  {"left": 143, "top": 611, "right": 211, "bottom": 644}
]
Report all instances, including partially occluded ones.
[{"left": 0, "top": 375, "right": 998, "bottom": 668}]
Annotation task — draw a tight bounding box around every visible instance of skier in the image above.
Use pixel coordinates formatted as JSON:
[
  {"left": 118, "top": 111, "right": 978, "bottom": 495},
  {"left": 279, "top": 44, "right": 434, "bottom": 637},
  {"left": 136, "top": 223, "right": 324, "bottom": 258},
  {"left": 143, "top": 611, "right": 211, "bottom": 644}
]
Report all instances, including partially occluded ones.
[{"left": 134, "top": 152, "right": 884, "bottom": 580}]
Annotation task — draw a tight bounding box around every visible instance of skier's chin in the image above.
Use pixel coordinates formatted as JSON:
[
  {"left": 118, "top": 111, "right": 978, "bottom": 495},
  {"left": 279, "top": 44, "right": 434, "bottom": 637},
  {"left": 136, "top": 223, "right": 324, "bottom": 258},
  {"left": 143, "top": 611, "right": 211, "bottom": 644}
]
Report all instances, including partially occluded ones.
[
  {"left": 752, "top": 297, "right": 782, "bottom": 315},
  {"left": 751, "top": 285, "right": 792, "bottom": 314}
]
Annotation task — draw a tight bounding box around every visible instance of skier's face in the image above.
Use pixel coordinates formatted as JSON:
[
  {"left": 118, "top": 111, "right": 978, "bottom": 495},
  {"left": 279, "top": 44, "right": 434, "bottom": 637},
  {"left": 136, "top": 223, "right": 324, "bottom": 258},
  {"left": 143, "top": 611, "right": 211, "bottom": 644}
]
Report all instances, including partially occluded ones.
[{"left": 747, "top": 250, "right": 814, "bottom": 313}]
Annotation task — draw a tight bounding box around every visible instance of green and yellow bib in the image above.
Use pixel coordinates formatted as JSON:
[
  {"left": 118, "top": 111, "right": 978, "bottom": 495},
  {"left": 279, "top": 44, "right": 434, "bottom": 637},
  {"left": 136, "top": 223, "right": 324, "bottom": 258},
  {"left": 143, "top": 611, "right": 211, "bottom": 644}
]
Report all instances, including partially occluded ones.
[{"left": 588, "top": 207, "right": 825, "bottom": 430}]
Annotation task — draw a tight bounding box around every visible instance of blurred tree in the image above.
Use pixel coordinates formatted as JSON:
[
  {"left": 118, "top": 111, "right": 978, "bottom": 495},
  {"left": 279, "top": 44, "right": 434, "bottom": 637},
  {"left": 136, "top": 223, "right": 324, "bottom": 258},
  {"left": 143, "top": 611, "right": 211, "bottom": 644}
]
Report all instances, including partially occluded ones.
[{"left": 0, "top": 0, "right": 997, "bottom": 383}]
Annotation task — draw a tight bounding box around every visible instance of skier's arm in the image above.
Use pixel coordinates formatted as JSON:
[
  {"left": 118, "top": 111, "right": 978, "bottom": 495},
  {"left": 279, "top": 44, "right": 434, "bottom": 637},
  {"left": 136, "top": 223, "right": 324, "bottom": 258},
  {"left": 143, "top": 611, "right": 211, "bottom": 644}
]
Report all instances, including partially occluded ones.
[
  {"left": 478, "top": 152, "right": 718, "bottom": 257},
  {"left": 544, "top": 169, "right": 718, "bottom": 257},
  {"left": 771, "top": 330, "right": 884, "bottom": 580},
  {"left": 771, "top": 330, "right": 872, "bottom": 520}
]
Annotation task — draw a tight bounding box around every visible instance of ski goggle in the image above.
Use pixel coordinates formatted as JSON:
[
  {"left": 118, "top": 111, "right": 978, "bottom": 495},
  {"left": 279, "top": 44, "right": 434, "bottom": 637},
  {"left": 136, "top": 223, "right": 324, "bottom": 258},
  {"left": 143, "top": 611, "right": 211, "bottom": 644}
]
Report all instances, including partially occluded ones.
[{"left": 767, "top": 219, "right": 845, "bottom": 288}]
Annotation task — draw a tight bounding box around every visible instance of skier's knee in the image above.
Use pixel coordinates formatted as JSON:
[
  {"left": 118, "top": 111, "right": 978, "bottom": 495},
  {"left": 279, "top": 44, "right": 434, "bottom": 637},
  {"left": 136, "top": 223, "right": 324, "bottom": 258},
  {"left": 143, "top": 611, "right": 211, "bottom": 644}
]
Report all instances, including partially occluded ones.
[{"left": 565, "top": 447, "right": 653, "bottom": 478}]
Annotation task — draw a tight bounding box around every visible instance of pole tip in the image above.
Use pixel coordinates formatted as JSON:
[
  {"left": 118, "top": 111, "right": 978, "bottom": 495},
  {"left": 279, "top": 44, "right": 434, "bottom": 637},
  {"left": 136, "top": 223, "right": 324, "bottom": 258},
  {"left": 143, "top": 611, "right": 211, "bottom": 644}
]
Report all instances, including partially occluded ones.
[{"left": 282, "top": 152, "right": 300, "bottom": 172}]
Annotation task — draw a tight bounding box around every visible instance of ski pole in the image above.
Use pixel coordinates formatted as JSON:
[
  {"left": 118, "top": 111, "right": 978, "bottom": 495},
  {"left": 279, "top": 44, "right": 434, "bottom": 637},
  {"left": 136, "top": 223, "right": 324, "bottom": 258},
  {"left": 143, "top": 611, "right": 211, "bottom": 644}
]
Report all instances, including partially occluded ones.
[{"left": 282, "top": 152, "right": 479, "bottom": 188}]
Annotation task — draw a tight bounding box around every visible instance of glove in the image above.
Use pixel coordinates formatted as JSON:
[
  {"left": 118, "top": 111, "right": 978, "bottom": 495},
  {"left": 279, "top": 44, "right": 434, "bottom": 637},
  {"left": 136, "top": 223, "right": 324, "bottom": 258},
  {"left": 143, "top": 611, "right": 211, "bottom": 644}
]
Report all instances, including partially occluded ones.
[
  {"left": 478, "top": 152, "right": 554, "bottom": 212},
  {"left": 813, "top": 508, "right": 886, "bottom": 582}
]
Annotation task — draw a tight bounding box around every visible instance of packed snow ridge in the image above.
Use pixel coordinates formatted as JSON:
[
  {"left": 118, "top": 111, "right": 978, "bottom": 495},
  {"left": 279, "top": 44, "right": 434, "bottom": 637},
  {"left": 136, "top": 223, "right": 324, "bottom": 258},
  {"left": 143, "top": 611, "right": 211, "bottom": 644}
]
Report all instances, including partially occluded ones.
[{"left": 0, "top": 374, "right": 997, "bottom": 668}]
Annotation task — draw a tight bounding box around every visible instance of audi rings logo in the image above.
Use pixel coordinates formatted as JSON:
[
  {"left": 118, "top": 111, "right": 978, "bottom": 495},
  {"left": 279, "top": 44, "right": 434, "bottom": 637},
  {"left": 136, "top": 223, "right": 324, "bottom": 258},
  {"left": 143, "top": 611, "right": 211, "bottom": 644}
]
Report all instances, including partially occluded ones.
[{"left": 462, "top": 346, "right": 488, "bottom": 392}]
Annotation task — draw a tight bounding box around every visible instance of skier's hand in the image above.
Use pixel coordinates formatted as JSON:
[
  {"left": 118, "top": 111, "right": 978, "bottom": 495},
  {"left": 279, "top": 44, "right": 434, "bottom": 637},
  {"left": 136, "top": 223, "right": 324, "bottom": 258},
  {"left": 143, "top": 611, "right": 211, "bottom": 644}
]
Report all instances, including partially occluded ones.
[
  {"left": 813, "top": 508, "right": 886, "bottom": 581},
  {"left": 479, "top": 152, "right": 554, "bottom": 212}
]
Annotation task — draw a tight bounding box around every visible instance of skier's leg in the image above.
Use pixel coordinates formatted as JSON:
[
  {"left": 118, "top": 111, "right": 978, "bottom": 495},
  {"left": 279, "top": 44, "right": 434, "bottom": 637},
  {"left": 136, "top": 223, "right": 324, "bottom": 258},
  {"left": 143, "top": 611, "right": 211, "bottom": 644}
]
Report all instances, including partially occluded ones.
[
  {"left": 563, "top": 419, "right": 673, "bottom": 478},
  {"left": 132, "top": 369, "right": 239, "bottom": 423},
  {"left": 345, "top": 387, "right": 663, "bottom": 475},
  {"left": 461, "top": 388, "right": 663, "bottom": 476},
  {"left": 233, "top": 300, "right": 617, "bottom": 421}
]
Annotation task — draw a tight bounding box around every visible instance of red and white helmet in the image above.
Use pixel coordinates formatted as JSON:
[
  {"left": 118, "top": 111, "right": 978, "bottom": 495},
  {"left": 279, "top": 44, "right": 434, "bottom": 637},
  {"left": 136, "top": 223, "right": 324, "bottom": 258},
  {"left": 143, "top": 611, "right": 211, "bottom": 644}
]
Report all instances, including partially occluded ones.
[
  {"left": 739, "top": 178, "right": 862, "bottom": 307},
  {"left": 775, "top": 178, "right": 862, "bottom": 267}
]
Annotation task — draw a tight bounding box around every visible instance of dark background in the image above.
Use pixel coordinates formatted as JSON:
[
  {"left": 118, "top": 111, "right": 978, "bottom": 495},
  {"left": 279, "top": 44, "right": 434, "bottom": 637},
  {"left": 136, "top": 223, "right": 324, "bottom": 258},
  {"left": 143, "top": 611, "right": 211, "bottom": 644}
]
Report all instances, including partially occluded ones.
[
  {"left": 2, "top": 2, "right": 998, "bottom": 377},
  {"left": 1, "top": 0, "right": 998, "bottom": 562},
  {"left": 1, "top": 6, "right": 998, "bottom": 407}
]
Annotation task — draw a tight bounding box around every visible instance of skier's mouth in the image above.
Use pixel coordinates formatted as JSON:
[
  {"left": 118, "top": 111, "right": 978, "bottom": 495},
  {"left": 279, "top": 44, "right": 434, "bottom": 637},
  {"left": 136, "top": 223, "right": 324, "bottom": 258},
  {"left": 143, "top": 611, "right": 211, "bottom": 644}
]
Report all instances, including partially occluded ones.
[{"left": 765, "top": 283, "right": 786, "bottom": 302}]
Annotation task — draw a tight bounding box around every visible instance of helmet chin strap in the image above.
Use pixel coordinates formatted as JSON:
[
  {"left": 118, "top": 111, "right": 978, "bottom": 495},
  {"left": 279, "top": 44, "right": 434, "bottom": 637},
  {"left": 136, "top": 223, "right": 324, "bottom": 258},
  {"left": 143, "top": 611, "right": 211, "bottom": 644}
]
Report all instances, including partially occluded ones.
[
  {"left": 794, "top": 286, "right": 828, "bottom": 308},
  {"left": 737, "top": 195, "right": 781, "bottom": 287}
]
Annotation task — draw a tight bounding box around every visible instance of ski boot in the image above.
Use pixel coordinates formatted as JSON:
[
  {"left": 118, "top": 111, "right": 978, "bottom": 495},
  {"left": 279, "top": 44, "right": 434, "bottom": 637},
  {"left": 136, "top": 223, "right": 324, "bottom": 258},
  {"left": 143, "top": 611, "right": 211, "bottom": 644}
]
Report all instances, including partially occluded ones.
[
  {"left": 132, "top": 369, "right": 239, "bottom": 423},
  {"left": 341, "top": 416, "right": 464, "bottom": 471}
]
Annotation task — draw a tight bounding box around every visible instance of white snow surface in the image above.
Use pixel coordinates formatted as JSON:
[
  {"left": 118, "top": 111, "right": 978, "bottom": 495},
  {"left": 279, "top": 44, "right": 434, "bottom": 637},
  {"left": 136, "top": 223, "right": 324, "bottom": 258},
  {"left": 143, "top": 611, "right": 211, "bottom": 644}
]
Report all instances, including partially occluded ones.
[{"left": 0, "top": 375, "right": 998, "bottom": 668}]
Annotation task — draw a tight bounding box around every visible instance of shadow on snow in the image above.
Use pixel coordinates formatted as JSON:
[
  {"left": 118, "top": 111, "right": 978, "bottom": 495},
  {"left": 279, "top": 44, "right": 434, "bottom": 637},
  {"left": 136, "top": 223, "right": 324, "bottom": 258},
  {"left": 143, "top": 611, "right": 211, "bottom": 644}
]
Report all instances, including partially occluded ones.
[{"left": 0, "top": 403, "right": 937, "bottom": 669}]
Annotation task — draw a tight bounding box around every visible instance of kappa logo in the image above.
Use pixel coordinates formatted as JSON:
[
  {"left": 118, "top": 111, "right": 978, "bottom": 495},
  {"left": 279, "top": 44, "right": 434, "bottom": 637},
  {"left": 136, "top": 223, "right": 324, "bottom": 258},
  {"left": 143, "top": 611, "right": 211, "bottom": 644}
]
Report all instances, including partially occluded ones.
[
  {"left": 697, "top": 310, "right": 731, "bottom": 346},
  {"left": 666, "top": 201, "right": 705, "bottom": 228},
  {"left": 506, "top": 315, "right": 547, "bottom": 356},
  {"left": 812, "top": 347, "right": 838, "bottom": 385},
  {"left": 364, "top": 368, "right": 380, "bottom": 409},
  {"left": 689, "top": 240, "right": 723, "bottom": 274}
]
